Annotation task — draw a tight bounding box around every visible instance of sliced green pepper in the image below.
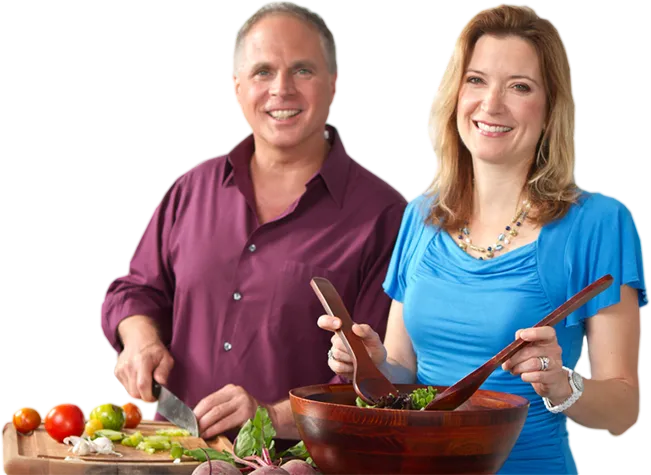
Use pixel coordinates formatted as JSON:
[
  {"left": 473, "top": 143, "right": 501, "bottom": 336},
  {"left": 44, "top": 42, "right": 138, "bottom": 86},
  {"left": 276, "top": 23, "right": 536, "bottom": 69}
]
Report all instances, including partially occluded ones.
[
  {"left": 121, "top": 431, "right": 144, "bottom": 447},
  {"left": 170, "top": 442, "right": 184, "bottom": 459},
  {"left": 135, "top": 435, "right": 172, "bottom": 453},
  {"left": 155, "top": 428, "right": 191, "bottom": 437},
  {"left": 93, "top": 429, "right": 126, "bottom": 441}
]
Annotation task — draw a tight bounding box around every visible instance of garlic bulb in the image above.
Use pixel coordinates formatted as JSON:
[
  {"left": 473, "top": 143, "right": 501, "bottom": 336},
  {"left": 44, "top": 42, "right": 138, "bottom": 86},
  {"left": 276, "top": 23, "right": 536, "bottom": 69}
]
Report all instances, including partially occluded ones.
[{"left": 63, "top": 436, "right": 91, "bottom": 456}]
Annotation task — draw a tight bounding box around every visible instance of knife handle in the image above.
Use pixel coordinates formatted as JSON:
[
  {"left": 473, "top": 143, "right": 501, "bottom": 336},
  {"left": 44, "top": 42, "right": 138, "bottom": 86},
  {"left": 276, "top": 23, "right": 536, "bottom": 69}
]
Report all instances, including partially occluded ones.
[{"left": 152, "top": 381, "right": 161, "bottom": 400}]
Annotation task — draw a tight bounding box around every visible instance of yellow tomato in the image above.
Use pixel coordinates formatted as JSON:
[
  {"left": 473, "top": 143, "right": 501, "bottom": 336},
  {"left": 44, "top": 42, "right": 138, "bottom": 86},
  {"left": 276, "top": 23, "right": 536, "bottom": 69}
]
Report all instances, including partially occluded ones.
[{"left": 84, "top": 419, "right": 103, "bottom": 437}]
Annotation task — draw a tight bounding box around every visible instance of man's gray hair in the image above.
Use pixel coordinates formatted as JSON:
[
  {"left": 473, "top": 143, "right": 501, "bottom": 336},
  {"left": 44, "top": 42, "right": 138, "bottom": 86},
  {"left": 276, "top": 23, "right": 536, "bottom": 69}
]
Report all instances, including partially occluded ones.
[{"left": 234, "top": 2, "right": 337, "bottom": 76}]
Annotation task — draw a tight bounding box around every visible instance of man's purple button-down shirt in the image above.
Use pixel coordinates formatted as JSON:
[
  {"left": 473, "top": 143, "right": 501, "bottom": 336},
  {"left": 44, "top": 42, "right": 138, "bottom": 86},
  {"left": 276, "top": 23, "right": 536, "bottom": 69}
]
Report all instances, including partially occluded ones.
[{"left": 102, "top": 126, "right": 406, "bottom": 414}]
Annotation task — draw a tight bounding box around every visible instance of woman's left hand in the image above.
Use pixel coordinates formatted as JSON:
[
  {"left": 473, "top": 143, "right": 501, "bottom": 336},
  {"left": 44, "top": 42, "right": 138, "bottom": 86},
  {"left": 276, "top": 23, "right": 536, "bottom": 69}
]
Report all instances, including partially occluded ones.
[{"left": 502, "top": 326, "right": 572, "bottom": 403}]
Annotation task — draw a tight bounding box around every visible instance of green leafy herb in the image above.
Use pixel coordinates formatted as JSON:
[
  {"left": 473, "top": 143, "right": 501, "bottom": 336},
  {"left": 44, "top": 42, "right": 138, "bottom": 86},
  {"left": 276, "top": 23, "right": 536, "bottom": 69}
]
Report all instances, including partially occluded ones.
[
  {"left": 183, "top": 406, "right": 314, "bottom": 469},
  {"left": 410, "top": 386, "right": 437, "bottom": 410},
  {"left": 234, "top": 406, "right": 276, "bottom": 460}
]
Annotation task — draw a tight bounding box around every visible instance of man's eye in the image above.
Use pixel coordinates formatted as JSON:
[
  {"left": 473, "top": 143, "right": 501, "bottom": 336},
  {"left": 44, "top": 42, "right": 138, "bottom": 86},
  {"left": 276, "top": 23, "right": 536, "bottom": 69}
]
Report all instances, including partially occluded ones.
[
  {"left": 513, "top": 83, "right": 531, "bottom": 92},
  {"left": 296, "top": 68, "right": 311, "bottom": 75},
  {"left": 256, "top": 70, "right": 270, "bottom": 77}
]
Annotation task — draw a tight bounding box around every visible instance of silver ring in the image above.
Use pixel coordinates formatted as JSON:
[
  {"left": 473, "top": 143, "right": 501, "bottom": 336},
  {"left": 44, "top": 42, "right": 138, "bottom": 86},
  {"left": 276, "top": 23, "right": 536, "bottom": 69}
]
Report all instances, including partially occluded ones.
[
  {"left": 538, "top": 356, "right": 550, "bottom": 372},
  {"left": 327, "top": 348, "right": 335, "bottom": 361}
]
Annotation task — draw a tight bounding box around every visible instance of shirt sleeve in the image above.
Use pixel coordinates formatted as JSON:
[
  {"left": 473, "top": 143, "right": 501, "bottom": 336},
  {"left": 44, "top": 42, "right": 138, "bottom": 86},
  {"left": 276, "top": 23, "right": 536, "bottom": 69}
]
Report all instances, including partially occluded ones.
[
  {"left": 351, "top": 200, "right": 407, "bottom": 341},
  {"left": 564, "top": 194, "right": 647, "bottom": 327},
  {"left": 101, "top": 176, "right": 187, "bottom": 351},
  {"left": 382, "top": 196, "right": 428, "bottom": 303}
]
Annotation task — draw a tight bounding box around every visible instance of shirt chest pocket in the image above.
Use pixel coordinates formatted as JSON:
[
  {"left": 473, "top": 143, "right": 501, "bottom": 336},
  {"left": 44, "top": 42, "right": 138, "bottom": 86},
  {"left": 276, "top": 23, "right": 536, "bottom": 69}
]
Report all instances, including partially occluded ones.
[{"left": 269, "top": 260, "right": 352, "bottom": 342}]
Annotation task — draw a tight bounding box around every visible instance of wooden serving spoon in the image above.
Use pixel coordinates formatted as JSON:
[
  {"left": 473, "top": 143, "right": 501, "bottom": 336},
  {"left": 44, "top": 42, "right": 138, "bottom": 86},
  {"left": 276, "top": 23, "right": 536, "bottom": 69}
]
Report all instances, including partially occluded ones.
[
  {"left": 311, "top": 277, "right": 399, "bottom": 405},
  {"left": 425, "top": 274, "right": 614, "bottom": 411}
]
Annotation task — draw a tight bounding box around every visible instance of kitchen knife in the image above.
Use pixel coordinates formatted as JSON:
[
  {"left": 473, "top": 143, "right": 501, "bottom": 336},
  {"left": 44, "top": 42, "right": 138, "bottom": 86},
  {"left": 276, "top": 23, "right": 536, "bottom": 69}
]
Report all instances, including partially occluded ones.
[{"left": 152, "top": 382, "right": 200, "bottom": 437}]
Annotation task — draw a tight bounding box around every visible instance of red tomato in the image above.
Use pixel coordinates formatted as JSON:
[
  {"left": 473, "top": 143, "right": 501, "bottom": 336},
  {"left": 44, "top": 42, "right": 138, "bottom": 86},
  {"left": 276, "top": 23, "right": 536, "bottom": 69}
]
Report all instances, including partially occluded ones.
[
  {"left": 13, "top": 408, "right": 41, "bottom": 434},
  {"left": 122, "top": 403, "right": 142, "bottom": 429},
  {"left": 44, "top": 404, "right": 85, "bottom": 443}
]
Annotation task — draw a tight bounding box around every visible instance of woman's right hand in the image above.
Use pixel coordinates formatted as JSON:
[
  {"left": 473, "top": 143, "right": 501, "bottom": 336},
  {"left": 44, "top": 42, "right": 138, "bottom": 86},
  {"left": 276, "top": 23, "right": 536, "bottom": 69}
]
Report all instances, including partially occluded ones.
[{"left": 317, "top": 315, "right": 388, "bottom": 379}]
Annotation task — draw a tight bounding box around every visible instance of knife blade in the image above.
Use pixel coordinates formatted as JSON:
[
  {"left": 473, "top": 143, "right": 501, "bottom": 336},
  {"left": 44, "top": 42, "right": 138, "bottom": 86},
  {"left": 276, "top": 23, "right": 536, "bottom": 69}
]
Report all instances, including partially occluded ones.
[{"left": 152, "top": 382, "right": 200, "bottom": 437}]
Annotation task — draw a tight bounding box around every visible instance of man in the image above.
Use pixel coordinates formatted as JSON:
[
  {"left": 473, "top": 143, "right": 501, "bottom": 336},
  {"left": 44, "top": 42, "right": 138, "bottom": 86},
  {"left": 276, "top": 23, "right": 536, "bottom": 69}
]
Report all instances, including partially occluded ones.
[{"left": 102, "top": 2, "right": 406, "bottom": 442}]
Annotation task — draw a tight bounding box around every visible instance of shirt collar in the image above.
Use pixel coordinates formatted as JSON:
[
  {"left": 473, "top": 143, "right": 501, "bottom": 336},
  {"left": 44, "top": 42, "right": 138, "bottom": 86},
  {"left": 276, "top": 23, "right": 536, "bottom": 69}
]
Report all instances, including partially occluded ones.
[
  {"left": 316, "top": 124, "right": 350, "bottom": 208},
  {"left": 222, "top": 124, "right": 351, "bottom": 208}
]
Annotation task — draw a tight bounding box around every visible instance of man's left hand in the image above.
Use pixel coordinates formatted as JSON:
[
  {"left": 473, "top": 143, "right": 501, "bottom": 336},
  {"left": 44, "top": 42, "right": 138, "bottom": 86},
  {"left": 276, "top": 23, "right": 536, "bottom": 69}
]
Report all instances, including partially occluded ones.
[{"left": 193, "top": 384, "right": 259, "bottom": 439}]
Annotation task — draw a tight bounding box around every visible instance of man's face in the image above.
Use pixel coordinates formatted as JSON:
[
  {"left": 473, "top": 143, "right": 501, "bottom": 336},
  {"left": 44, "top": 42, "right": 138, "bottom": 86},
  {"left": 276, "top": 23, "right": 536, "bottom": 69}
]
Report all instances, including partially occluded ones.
[{"left": 234, "top": 14, "right": 336, "bottom": 150}]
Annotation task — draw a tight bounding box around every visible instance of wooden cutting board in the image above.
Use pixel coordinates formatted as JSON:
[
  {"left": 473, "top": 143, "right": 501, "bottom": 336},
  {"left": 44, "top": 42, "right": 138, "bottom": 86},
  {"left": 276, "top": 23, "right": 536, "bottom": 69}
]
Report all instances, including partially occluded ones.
[{"left": 3, "top": 420, "right": 233, "bottom": 475}]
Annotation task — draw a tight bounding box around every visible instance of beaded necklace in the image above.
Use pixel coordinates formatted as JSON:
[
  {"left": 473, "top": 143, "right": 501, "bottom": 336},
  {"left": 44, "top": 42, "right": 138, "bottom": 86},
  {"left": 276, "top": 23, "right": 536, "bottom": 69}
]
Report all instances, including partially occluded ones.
[{"left": 458, "top": 200, "right": 531, "bottom": 259}]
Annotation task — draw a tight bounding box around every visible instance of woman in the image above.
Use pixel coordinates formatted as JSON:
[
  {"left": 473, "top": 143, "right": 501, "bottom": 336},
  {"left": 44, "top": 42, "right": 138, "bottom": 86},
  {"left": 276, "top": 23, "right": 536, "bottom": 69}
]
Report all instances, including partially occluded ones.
[{"left": 318, "top": 5, "right": 646, "bottom": 474}]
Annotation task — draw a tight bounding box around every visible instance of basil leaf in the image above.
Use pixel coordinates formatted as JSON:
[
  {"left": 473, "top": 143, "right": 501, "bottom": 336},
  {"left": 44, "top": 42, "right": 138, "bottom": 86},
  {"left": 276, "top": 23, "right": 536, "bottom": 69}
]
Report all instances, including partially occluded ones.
[
  {"left": 234, "top": 407, "right": 276, "bottom": 459},
  {"left": 234, "top": 419, "right": 257, "bottom": 458}
]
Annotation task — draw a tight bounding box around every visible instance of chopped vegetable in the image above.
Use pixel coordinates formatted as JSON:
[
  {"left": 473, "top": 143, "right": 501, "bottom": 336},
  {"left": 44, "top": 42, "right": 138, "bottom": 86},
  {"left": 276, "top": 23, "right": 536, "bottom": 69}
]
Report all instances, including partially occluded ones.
[
  {"left": 170, "top": 442, "right": 184, "bottom": 459},
  {"left": 136, "top": 435, "right": 173, "bottom": 453},
  {"left": 121, "top": 431, "right": 144, "bottom": 447},
  {"left": 156, "top": 428, "right": 191, "bottom": 437},
  {"left": 93, "top": 429, "right": 126, "bottom": 441}
]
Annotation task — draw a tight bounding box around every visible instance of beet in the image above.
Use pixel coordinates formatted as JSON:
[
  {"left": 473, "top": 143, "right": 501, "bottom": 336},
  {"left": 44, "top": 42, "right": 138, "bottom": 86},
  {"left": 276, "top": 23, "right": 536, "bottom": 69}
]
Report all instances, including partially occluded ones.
[
  {"left": 248, "top": 466, "right": 290, "bottom": 475},
  {"left": 280, "top": 459, "right": 319, "bottom": 475},
  {"left": 191, "top": 460, "right": 242, "bottom": 475}
]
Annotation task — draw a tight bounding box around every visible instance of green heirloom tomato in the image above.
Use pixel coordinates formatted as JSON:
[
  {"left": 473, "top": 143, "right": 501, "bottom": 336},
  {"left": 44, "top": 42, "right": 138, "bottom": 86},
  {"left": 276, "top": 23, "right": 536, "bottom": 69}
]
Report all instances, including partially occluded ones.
[{"left": 90, "top": 404, "right": 126, "bottom": 431}]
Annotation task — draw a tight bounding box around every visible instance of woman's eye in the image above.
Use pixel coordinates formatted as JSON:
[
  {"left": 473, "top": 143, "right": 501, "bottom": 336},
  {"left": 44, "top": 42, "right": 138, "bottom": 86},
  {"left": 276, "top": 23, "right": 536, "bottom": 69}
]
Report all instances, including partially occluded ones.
[
  {"left": 513, "top": 83, "right": 531, "bottom": 92},
  {"left": 467, "top": 76, "right": 484, "bottom": 85}
]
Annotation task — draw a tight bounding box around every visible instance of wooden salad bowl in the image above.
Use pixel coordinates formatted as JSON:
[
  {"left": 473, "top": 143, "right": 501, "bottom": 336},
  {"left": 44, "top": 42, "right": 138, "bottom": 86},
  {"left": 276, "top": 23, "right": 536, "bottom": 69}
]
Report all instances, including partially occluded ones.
[{"left": 289, "top": 383, "right": 529, "bottom": 474}]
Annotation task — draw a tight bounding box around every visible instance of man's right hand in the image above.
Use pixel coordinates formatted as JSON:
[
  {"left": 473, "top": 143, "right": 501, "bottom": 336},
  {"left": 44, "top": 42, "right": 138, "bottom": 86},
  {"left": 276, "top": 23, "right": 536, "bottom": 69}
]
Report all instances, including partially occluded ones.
[{"left": 114, "top": 315, "right": 174, "bottom": 402}]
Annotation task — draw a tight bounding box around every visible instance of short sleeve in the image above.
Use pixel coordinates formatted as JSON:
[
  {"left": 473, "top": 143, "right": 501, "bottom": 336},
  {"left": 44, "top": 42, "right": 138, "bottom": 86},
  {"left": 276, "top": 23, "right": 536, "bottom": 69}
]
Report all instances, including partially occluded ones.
[
  {"left": 382, "top": 195, "right": 430, "bottom": 302},
  {"left": 564, "top": 194, "right": 647, "bottom": 326}
]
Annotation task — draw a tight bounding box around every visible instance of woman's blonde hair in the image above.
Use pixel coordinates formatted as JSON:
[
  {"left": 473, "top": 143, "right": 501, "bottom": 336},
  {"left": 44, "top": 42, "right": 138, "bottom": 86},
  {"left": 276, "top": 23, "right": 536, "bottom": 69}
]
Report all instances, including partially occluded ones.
[{"left": 428, "top": 5, "right": 579, "bottom": 230}]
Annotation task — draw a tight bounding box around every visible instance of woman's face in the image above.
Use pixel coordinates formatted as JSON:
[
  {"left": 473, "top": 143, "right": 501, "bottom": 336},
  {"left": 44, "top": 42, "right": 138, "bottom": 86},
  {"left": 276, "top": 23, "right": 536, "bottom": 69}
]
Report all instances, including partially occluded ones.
[{"left": 457, "top": 34, "right": 547, "bottom": 166}]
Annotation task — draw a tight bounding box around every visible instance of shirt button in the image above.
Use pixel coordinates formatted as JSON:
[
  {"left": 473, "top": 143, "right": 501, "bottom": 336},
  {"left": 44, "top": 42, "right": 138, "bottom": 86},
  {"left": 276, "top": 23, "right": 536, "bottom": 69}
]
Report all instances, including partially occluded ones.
[
  {"left": 233, "top": 292, "right": 242, "bottom": 301},
  {"left": 223, "top": 342, "right": 232, "bottom": 351},
  {"left": 248, "top": 244, "right": 257, "bottom": 253}
]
